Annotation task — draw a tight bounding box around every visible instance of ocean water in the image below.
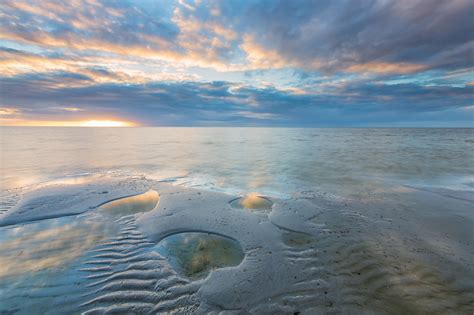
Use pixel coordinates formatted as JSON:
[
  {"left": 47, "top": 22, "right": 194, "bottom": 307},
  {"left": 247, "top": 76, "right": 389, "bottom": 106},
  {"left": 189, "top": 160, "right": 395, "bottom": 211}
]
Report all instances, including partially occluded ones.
[{"left": 1, "top": 127, "right": 473, "bottom": 197}]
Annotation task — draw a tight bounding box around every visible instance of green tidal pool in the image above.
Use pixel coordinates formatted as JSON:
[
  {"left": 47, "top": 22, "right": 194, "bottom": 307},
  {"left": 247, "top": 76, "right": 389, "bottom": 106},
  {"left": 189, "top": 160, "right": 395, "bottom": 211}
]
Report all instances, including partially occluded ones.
[{"left": 155, "top": 232, "right": 245, "bottom": 278}]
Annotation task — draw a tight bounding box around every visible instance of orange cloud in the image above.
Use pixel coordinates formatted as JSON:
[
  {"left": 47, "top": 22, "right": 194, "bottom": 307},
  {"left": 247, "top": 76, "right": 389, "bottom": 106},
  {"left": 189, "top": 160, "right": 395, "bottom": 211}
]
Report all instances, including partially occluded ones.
[
  {"left": 0, "top": 107, "right": 20, "bottom": 116},
  {"left": 0, "top": 4, "right": 292, "bottom": 73},
  {"left": 345, "top": 61, "right": 426, "bottom": 74},
  {"left": 239, "top": 35, "right": 324, "bottom": 71},
  {"left": 4, "top": 0, "right": 65, "bottom": 22},
  {"left": 0, "top": 48, "right": 200, "bottom": 88},
  {"left": 0, "top": 0, "right": 434, "bottom": 76},
  {"left": 240, "top": 35, "right": 290, "bottom": 69}
]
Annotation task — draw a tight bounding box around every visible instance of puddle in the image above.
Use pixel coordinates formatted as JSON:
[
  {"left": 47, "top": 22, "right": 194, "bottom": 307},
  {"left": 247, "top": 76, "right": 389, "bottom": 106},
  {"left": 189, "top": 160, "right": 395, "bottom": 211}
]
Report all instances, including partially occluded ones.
[
  {"left": 98, "top": 190, "right": 159, "bottom": 216},
  {"left": 0, "top": 215, "right": 110, "bottom": 280},
  {"left": 229, "top": 193, "right": 273, "bottom": 210},
  {"left": 0, "top": 213, "right": 117, "bottom": 313},
  {"left": 154, "top": 232, "right": 245, "bottom": 279}
]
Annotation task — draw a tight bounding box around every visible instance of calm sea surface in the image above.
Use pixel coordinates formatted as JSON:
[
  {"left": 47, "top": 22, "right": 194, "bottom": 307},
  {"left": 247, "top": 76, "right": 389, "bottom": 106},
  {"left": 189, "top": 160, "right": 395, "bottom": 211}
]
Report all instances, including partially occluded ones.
[{"left": 1, "top": 127, "right": 473, "bottom": 197}]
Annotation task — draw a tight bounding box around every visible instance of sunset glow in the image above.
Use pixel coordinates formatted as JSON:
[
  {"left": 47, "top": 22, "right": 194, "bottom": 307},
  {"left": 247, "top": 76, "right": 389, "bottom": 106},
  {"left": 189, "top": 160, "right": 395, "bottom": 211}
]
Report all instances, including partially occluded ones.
[
  {"left": 80, "top": 120, "right": 136, "bottom": 127},
  {"left": 0, "top": 119, "right": 137, "bottom": 127}
]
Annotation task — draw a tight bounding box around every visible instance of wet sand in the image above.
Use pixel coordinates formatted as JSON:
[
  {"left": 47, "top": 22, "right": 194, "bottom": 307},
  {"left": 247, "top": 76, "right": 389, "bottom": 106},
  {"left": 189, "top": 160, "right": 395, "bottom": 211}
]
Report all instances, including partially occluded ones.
[{"left": 0, "top": 174, "right": 473, "bottom": 313}]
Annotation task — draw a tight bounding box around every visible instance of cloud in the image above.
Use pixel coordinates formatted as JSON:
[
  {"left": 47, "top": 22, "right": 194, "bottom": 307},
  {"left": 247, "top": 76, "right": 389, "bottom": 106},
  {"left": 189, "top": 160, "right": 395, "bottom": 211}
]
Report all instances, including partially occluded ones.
[
  {"left": 0, "top": 0, "right": 472, "bottom": 126},
  {"left": 344, "top": 62, "right": 427, "bottom": 75},
  {"left": 209, "top": 0, "right": 474, "bottom": 73},
  {"left": 237, "top": 111, "right": 279, "bottom": 120},
  {"left": 0, "top": 107, "right": 19, "bottom": 115},
  {"left": 2, "top": 0, "right": 470, "bottom": 73},
  {"left": 54, "top": 107, "right": 85, "bottom": 112},
  {"left": 1, "top": 70, "right": 472, "bottom": 126}
]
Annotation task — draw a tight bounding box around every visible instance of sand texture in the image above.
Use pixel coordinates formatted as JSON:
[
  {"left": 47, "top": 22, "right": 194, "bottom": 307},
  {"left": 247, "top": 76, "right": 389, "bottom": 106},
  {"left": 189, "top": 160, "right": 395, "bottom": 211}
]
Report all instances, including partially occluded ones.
[{"left": 0, "top": 174, "right": 473, "bottom": 314}]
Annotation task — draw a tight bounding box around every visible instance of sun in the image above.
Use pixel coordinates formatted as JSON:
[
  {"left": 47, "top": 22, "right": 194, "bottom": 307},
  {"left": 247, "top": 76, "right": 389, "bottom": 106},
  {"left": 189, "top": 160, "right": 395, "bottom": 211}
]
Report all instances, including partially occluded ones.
[{"left": 80, "top": 120, "right": 135, "bottom": 127}]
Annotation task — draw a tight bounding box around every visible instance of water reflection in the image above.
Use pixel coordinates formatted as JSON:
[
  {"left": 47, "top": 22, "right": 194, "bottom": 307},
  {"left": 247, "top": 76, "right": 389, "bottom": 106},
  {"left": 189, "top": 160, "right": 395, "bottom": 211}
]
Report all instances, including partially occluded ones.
[
  {"left": 229, "top": 193, "right": 273, "bottom": 210},
  {"left": 0, "top": 216, "right": 106, "bottom": 279},
  {"left": 2, "top": 128, "right": 472, "bottom": 197},
  {"left": 155, "top": 232, "right": 245, "bottom": 278},
  {"left": 98, "top": 190, "right": 159, "bottom": 217}
]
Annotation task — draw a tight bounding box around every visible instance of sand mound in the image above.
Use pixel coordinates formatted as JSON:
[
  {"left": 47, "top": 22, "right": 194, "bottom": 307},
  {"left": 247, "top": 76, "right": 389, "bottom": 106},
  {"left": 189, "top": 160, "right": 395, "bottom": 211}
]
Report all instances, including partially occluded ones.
[{"left": 0, "top": 175, "right": 151, "bottom": 227}]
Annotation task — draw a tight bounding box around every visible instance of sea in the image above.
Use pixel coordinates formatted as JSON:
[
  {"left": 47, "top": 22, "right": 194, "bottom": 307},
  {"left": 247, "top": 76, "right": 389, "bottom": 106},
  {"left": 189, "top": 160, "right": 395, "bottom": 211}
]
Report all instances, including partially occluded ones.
[{"left": 1, "top": 127, "right": 473, "bottom": 197}]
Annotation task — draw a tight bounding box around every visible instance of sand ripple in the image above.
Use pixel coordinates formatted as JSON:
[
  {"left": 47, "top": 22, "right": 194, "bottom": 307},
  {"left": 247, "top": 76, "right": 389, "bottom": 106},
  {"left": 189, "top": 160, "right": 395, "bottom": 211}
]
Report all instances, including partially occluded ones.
[
  {"left": 79, "top": 217, "right": 199, "bottom": 314},
  {"left": 1, "top": 177, "right": 473, "bottom": 313}
]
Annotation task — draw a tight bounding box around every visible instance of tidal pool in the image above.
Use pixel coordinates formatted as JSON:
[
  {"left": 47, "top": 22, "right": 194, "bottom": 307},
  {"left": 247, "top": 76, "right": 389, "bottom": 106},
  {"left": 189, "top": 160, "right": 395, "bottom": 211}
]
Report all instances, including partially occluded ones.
[
  {"left": 0, "top": 216, "right": 107, "bottom": 280},
  {"left": 98, "top": 190, "right": 159, "bottom": 217},
  {"left": 0, "top": 213, "right": 119, "bottom": 314},
  {"left": 229, "top": 193, "right": 273, "bottom": 210},
  {"left": 154, "top": 232, "right": 245, "bottom": 279}
]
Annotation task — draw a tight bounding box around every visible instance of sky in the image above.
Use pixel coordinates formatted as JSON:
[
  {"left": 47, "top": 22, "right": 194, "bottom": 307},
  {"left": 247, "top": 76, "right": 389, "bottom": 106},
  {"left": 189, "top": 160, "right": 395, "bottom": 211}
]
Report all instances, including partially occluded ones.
[{"left": 0, "top": 0, "right": 473, "bottom": 127}]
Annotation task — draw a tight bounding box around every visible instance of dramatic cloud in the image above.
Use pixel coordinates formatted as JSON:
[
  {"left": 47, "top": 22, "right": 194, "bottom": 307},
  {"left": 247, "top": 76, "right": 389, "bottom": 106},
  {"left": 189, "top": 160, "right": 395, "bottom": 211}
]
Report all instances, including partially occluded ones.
[
  {"left": 0, "top": 0, "right": 472, "bottom": 126},
  {"left": 223, "top": 0, "right": 474, "bottom": 72}
]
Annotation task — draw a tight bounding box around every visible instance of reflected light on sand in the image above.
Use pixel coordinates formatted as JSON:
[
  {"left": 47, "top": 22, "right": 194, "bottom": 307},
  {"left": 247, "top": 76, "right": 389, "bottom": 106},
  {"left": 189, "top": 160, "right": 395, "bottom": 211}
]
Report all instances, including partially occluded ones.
[{"left": 36, "top": 174, "right": 102, "bottom": 188}]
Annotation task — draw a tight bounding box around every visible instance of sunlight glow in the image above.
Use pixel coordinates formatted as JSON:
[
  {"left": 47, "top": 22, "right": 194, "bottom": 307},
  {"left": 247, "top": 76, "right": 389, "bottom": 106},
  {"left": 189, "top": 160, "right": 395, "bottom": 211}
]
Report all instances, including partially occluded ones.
[
  {"left": 80, "top": 120, "right": 135, "bottom": 127},
  {"left": 0, "top": 119, "right": 137, "bottom": 127}
]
